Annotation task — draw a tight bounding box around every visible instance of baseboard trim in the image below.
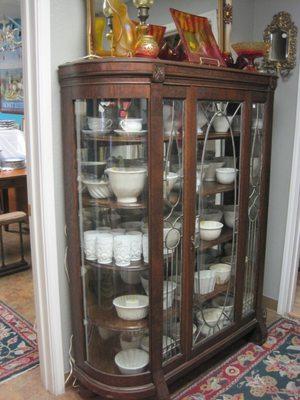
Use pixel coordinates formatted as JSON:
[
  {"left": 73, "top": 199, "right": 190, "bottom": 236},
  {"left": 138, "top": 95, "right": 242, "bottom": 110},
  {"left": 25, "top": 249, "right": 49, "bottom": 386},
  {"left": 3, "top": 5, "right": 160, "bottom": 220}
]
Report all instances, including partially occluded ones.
[{"left": 263, "top": 296, "right": 278, "bottom": 311}]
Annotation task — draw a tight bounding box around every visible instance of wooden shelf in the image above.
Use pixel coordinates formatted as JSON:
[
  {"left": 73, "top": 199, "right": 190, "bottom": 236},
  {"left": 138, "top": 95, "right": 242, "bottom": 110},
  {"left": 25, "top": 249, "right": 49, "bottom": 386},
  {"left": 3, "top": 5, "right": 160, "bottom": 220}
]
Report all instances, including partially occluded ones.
[
  {"left": 82, "top": 195, "right": 147, "bottom": 210},
  {"left": 88, "top": 305, "right": 148, "bottom": 332},
  {"left": 86, "top": 259, "right": 149, "bottom": 272},
  {"left": 82, "top": 131, "right": 240, "bottom": 144},
  {"left": 197, "top": 131, "right": 240, "bottom": 141},
  {"left": 194, "top": 283, "right": 229, "bottom": 302},
  {"left": 201, "top": 182, "right": 234, "bottom": 196},
  {"left": 197, "top": 228, "right": 233, "bottom": 252},
  {"left": 82, "top": 133, "right": 147, "bottom": 144}
]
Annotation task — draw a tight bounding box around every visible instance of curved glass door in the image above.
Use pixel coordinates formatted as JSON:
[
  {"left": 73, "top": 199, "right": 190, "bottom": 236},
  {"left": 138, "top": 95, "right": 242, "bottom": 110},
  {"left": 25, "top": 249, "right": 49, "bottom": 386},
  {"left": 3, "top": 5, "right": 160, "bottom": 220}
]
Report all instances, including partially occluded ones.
[
  {"left": 75, "top": 98, "right": 149, "bottom": 375},
  {"left": 243, "top": 103, "right": 265, "bottom": 316},
  {"left": 193, "top": 100, "right": 242, "bottom": 346},
  {"left": 161, "top": 99, "right": 185, "bottom": 363}
]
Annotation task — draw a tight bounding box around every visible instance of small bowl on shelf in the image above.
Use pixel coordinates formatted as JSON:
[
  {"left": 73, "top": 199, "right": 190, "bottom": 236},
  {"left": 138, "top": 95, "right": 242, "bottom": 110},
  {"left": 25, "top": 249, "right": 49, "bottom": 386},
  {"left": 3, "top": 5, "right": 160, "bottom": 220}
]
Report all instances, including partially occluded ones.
[
  {"left": 212, "top": 115, "right": 234, "bottom": 133},
  {"left": 194, "top": 270, "right": 216, "bottom": 295},
  {"left": 196, "top": 307, "right": 225, "bottom": 336},
  {"left": 82, "top": 179, "right": 113, "bottom": 199},
  {"left": 164, "top": 172, "right": 179, "bottom": 197},
  {"left": 212, "top": 294, "right": 234, "bottom": 315},
  {"left": 204, "top": 161, "right": 225, "bottom": 182},
  {"left": 199, "top": 221, "right": 223, "bottom": 241},
  {"left": 113, "top": 295, "right": 149, "bottom": 321},
  {"left": 223, "top": 205, "right": 238, "bottom": 229},
  {"left": 215, "top": 168, "right": 238, "bottom": 185},
  {"left": 209, "top": 263, "right": 231, "bottom": 285},
  {"left": 115, "top": 348, "right": 149, "bottom": 375},
  {"left": 106, "top": 167, "right": 147, "bottom": 204}
]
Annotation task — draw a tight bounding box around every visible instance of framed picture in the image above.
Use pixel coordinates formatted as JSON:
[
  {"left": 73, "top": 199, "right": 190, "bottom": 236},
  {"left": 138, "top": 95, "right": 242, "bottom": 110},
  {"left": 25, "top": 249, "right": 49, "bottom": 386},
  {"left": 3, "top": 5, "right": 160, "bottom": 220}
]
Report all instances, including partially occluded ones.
[
  {"left": 170, "top": 8, "right": 226, "bottom": 66},
  {"left": 0, "top": 69, "right": 24, "bottom": 114}
]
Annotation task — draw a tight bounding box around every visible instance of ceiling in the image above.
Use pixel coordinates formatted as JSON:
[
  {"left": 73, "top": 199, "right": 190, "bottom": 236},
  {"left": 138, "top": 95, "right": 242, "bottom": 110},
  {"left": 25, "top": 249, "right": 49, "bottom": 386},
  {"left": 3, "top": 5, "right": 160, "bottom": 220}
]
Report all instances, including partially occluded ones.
[{"left": 0, "top": 0, "right": 21, "bottom": 18}]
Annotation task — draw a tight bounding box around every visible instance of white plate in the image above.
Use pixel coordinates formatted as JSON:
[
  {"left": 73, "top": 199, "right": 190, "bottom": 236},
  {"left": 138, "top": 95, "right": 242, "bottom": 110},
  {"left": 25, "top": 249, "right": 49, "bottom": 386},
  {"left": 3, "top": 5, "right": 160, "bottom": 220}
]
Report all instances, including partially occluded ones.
[
  {"left": 82, "top": 129, "right": 111, "bottom": 136},
  {"left": 114, "top": 129, "right": 147, "bottom": 137}
]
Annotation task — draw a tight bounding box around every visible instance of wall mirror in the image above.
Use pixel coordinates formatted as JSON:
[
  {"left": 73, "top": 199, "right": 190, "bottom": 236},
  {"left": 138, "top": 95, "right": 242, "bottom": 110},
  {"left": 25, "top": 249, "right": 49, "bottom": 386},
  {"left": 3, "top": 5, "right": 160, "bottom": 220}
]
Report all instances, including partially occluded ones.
[{"left": 264, "top": 12, "right": 297, "bottom": 76}]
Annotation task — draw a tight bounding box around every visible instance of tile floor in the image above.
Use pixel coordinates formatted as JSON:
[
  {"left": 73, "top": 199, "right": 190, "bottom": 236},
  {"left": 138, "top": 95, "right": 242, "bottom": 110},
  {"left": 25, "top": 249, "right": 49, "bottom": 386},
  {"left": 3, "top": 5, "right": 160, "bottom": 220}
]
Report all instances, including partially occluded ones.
[{"left": 0, "top": 228, "right": 282, "bottom": 399}]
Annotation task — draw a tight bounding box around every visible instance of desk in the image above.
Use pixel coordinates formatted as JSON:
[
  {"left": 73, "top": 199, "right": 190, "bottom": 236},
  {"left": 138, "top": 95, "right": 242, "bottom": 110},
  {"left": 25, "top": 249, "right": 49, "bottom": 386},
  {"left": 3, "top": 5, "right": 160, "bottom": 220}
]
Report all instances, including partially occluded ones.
[{"left": 0, "top": 169, "right": 28, "bottom": 214}]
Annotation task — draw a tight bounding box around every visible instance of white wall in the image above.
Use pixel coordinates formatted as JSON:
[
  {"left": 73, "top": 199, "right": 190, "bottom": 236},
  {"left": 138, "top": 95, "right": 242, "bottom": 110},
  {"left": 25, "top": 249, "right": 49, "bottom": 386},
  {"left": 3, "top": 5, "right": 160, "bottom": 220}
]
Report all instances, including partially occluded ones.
[
  {"left": 50, "top": 0, "right": 85, "bottom": 371},
  {"left": 252, "top": 0, "right": 300, "bottom": 301}
]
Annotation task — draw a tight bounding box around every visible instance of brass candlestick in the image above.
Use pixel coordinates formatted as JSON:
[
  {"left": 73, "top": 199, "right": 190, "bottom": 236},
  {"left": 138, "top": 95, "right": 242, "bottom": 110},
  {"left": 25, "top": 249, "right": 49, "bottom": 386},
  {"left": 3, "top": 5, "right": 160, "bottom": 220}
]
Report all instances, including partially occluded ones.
[{"left": 103, "top": 0, "right": 115, "bottom": 56}]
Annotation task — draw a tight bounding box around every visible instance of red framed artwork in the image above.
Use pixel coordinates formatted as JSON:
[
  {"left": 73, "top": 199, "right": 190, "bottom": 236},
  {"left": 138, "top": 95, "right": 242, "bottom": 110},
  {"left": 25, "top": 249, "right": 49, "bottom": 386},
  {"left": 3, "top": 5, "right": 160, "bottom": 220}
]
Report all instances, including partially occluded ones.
[{"left": 170, "top": 8, "right": 226, "bottom": 66}]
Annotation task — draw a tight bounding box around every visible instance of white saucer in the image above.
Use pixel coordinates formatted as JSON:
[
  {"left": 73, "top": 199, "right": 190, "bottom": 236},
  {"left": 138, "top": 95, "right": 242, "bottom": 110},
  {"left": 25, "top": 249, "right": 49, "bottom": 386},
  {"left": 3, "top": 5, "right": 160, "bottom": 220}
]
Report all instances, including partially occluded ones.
[
  {"left": 114, "top": 129, "right": 147, "bottom": 137},
  {"left": 82, "top": 129, "right": 112, "bottom": 136}
]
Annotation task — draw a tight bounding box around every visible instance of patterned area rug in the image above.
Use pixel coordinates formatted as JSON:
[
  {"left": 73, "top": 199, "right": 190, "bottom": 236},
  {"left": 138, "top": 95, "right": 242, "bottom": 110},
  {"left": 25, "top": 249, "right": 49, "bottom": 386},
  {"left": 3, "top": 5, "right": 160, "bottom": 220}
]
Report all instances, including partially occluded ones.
[
  {"left": 174, "top": 319, "right": 300, "bottom": 400},
  {"left": 0, "top": 300, "right": 39, "bottom": 384}
]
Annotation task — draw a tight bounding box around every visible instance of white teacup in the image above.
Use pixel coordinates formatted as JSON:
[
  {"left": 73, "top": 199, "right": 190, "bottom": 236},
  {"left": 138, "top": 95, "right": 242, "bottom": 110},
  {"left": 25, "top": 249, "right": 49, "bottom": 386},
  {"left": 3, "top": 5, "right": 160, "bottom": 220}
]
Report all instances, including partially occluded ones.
[
  {"left": 83, "top": 230, "right": 98, "bottom": 261},
  {"left": 120, "top": 118, "right": 143, "bottom": 132},
  {"left": 113, "top": 235, "right": 131, "bottom": 267},
  {"left": 87, "top": 117, "right": 113, "bottom": 132},
  {"left": 127, "top": 231, "right": 142, "bottom": 262},
  {"left": 96, "top": 233, "right": 113, "bottom": 264},
  {"left": 142, "top": 233, "right": 149, "bottom": 263}
]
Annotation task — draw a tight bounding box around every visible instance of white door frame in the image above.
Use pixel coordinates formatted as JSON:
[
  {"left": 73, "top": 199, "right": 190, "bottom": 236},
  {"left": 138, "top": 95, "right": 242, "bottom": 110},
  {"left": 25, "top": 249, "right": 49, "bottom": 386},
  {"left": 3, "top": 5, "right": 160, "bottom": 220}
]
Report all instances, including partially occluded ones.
[
  {"left": 278, "top": 67, "right": 300, "bottom": 315},
  {"left": 21, "top": 0, "right": 66, "bottom": 394}
]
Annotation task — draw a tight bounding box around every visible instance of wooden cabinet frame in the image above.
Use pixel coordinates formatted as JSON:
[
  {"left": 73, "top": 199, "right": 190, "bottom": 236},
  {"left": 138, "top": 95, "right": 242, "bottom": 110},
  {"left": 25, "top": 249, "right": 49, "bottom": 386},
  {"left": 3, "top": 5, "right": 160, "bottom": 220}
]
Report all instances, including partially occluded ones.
[{"left": 59, "top": 59, "right": 276, "bottom": 400}]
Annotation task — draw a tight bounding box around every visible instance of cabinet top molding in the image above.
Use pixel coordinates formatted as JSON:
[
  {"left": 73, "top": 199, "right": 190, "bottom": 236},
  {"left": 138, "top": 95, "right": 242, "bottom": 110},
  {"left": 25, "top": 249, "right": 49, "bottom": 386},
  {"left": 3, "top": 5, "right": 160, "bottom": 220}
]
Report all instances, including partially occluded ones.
[{"left": 58, "top": 58, "right": 277, "bottom": 91}]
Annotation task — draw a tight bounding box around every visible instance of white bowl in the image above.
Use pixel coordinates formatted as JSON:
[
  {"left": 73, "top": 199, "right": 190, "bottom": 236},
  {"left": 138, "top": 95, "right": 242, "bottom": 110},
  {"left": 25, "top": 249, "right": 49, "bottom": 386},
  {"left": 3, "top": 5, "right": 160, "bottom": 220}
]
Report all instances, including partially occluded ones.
[
  {"left": 199, "top": 221, "right": 223, "bottom": 241},
  {"left": 120, "top": 269, "right": 141, "bottom": 285},
  {"left": 113, "top": 295, "right": 149, "bottom": 320},
  {"left": 212, "top": 115, "right": 233, "bottom": 133},
  {"left": 164, "top": 172, "right": 179, "bottom": 197},
  {"left": 212, "top": 294, "right": 234, "bottom": 314},
  {"left": 140, "top": 276, "right": 176, "bottom": 310},
  {"left": 209, "top": 263, "right": 231, "bottom": 284},
  {"left": 201, "top": 208, "right": 223, "bottom": 222},
  {"left": 205, "top": 161, "right": 225, "bottom": 182},
  {"left": 115, "top": 349, "right": 149, "bottom": 375},
  {"left": 194, "top": 270, "right": 216, "bottom": 294},
  {"left": 141, "top": 335, "right": 175, "bottom": 358},
  {"left": 196, "top": 308, "right": 225, "bottom": 335},
  {"left": 106, "top": 167, "right": 147, "bottom": 204},
  {"left": 120, "top": 332, "right": 143, "bottom": 350},
  {"left": 215, "top": 168, "right": 237, "bottom": 185},
  {"left": 82, "top": 179, "right": 112, "bottom": 199},
  {"left": 223, "top": 205, "right": 238, "bottom": 228}
]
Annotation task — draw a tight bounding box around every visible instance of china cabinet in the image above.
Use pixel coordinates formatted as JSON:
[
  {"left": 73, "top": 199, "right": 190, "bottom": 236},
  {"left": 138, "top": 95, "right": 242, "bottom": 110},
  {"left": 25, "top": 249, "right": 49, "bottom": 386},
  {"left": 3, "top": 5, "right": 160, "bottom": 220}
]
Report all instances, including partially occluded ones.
[{"left": 59, "top": 58, "right": 276, "bottom": 400}]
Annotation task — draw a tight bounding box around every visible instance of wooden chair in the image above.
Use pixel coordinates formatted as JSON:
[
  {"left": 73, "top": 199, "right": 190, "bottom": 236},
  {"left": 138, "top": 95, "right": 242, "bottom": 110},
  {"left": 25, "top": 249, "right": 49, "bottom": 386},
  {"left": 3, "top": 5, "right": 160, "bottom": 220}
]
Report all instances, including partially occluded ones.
[{"left": 0, "top": 211, "right": 30, "bottom": 277}]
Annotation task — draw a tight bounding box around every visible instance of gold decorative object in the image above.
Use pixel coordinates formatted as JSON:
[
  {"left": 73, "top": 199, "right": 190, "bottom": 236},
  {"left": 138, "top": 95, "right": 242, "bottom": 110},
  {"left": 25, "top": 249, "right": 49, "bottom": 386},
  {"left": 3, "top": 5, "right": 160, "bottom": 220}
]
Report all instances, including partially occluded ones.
[
  {"left": 135, "top": 35, "right": 159, "bottom": 58},
  {"left": 263, "top": 11, "right": 297, "bottom": 77},
  {"left": 104, "top": 0, "right": 137, "bottom": 57},
  {"left": 218, "top": 0, "right": 233, "bottom": 53}
]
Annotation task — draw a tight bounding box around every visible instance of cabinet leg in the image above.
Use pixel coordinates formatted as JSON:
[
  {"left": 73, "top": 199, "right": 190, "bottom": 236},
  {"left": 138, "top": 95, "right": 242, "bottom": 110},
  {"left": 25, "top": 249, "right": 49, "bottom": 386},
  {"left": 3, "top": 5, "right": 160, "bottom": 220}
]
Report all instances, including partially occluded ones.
[{"left": 250, "top": 309, "right": 268, "bottom": 345}]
